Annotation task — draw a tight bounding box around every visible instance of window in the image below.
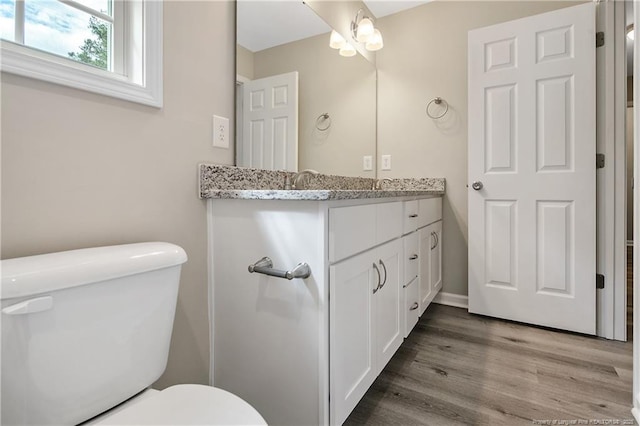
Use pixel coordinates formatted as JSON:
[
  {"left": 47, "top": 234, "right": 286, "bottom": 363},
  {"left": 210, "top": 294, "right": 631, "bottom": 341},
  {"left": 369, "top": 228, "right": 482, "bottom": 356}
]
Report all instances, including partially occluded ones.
[{"left": 0, "top": 0, "right": 162, "bottom": 107}]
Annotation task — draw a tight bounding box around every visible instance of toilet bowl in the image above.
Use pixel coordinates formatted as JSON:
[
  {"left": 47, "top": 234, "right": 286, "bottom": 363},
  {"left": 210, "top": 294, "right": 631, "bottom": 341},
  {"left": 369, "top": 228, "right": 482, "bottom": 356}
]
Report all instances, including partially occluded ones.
[{"left": 1, "top": 242, "right": 266, "bottom": 426}]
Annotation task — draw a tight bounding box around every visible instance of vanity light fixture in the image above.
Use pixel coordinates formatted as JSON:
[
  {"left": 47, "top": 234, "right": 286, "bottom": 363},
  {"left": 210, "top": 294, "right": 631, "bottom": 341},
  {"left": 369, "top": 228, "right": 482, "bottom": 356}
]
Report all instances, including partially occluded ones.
[
  {"left": 355, "top": 17, "right": 374, "bottom": 42},
  {"left": 366, "top": 28, "right": 383, "bottom": 51},
  {"left": 350, "top": 8, "right": 384, "bottom": 52},
  {"left": 628, "top": 24, "right": 635, "bottom": 41},
  {"left": 329, "top": 30, "right": 346, "bottom": 49},
  {"left": 339, "top": 42, "right": 357, "bottom": 57}
]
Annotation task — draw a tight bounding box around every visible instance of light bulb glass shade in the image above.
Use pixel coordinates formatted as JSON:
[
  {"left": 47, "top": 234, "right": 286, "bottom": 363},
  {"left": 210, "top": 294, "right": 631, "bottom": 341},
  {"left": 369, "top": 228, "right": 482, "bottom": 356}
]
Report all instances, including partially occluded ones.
[
  {"left": 628, "top": 29, "right": 635, "bottom": 40},
  {"left": 329, "top": 30, "right": 346, "bottom": 49},
  {"left": 339, "top": 43, "right": 357, "bottom": 57},
  {"left": 356, "top": 17, "right": 374, "bottom": 42},
  {"left": 365, "top": 29, "right": 383, "bottom": 51}
]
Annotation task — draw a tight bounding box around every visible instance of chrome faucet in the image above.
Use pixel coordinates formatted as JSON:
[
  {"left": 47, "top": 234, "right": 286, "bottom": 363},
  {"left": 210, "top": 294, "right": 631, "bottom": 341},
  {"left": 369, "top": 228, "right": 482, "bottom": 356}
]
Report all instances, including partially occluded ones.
[
  {"left": 373, "top": 178, "right": 392, "bottom": 190},
  {"left": 292, "top": 169, "right": 319, "bottom": 190}
]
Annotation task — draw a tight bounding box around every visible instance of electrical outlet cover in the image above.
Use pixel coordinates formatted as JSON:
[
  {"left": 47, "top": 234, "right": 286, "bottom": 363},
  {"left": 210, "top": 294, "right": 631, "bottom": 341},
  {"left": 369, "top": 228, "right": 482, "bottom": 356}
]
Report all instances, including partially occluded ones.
[
  {"left": 381, "top": 155, "right": 391, "bottom": 171},
  {"left": 213, "top": 115, "right": 230, "bottom": 148}
]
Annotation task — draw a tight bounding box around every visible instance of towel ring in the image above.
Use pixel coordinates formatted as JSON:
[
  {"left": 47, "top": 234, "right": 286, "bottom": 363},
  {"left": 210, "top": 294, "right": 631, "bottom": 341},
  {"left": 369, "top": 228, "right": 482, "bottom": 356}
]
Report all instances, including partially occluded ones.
[
  {"left": 316, "top": 113, "right": 331, "bottom": 131},
  {"left": 426, "top": 97, "right": 449, "bottom": 119}
]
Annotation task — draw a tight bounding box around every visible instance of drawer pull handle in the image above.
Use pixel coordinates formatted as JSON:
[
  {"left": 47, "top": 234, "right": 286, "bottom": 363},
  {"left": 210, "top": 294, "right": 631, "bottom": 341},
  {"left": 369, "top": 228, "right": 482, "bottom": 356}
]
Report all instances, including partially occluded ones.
[
  {"left": 409, "top": 254, "right": 418, "bottom": 260},
  {"left": 410, "top": 302, "right": 419, "bottom": 311},
  {"left": 408, "top": 214, "right": 418, "bottom": 218},
  {"left": 373, "top": 263, "right": 381, "bottom": 294},
  {"left": 378, "top": 259, "right": 388, "bottom": 290}
]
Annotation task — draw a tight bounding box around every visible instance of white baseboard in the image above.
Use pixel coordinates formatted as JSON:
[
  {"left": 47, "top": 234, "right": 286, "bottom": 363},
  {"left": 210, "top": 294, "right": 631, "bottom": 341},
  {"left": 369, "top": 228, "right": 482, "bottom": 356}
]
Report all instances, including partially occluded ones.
[{"left": 432, "top": 291, "right": 469, "bottom": 309}]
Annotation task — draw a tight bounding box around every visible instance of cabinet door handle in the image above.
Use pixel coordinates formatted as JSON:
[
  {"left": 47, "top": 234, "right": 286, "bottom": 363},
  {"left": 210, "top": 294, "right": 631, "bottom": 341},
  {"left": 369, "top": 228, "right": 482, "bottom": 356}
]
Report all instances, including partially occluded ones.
[
  {"left": 430, "top": 232, "right": 436, "bottom": 250},
  {"left": 409, "top": 254, "right": 418, "bottom": 260},
  {"left": 409, "top": 214, "right": 418, "bottom": 218},
  {"left": 373, "top": 262, "right": 381, "bottom": 294},
  {"left": 435, "top": 232, "right": 439, "bottom": 248},
  {"left": 410, "top": 302, "right": 419, "bottom": 311},
  {"left": 378, "top": 259, "right": 388, "bottom": 290}
]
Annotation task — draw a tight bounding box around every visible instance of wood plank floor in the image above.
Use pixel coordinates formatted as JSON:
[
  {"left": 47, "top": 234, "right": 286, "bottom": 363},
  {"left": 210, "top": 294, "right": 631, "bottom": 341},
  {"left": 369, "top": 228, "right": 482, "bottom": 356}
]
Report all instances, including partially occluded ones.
[{"left": 346, "top": 304, "right": 634, "bottom": 425}]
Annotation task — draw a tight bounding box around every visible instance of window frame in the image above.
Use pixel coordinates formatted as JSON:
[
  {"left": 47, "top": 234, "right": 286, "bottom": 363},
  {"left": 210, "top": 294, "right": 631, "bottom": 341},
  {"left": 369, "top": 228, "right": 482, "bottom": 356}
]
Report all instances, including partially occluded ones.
[{"left": 0, "top": 0, "right": 163, "bottom": 108}]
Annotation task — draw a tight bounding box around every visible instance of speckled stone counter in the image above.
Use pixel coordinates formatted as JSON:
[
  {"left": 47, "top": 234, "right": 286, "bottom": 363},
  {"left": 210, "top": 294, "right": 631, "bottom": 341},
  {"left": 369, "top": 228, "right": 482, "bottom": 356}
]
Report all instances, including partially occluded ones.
[{"left": 199, "top": 164, "right": 445, "bottom": 200}]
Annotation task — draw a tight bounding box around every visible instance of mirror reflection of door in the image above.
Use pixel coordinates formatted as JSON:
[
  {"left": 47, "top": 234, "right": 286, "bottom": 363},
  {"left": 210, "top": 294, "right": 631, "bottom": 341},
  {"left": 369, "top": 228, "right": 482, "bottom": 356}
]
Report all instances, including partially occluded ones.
[
  {"left": 237, "top": 72, "right": 299, "bottom": 171},
  {"left": 236, "top": 1, "right": 377, "bottom": 177}
]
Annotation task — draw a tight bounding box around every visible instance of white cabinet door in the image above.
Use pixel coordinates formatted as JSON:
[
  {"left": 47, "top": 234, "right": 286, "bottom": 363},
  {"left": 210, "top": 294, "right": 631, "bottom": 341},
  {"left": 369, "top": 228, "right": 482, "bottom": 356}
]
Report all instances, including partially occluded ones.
[
  {"left": 430, "top": 221, "right": 443, "bottom": 294},
  {"left": 374, "top": 238, "right": 403, "bottom": 372},
  {"left": 418, "top": 221, "right": 443, "bottom": 316},
  {"left": 330, "top": 238, "right": 403, "bottom": 425},
  {"left": 418, "top": 226, "right": 434, "bottom": 315},
  {"left": 330, "top": 250, "right": 377, "bottom": 426}
]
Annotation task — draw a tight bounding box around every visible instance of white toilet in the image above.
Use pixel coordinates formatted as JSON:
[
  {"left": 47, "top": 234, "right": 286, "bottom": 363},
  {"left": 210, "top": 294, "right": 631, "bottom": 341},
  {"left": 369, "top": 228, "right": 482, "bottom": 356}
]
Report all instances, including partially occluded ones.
[{"left": 1, "top": 242, "right": 266, "bottom": 425}]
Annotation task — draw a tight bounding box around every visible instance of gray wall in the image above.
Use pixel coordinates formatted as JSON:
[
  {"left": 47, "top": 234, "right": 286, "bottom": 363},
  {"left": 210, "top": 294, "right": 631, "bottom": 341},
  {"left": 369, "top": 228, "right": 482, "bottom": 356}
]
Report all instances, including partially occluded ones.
[
  {"left": 376, "top": 1, "right": 581, "bottom": 296},
  {"left": 1, "top": 1, "right": 235, "bottom": 388}
]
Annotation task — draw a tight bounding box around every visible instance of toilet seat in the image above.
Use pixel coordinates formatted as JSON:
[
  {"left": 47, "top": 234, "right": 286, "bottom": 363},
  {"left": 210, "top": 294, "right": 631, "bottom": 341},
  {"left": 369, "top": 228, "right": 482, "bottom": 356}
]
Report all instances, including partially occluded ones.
[{"left": 93, "top": 384, "right": 267, "bottom": 425}]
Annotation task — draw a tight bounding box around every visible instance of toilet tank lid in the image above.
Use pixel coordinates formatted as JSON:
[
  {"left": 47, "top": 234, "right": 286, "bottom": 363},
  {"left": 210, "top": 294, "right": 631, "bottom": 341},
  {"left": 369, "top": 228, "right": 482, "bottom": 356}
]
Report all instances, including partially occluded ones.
[{"left": 1, "top": 242, "right": 188, "bottom": 300}]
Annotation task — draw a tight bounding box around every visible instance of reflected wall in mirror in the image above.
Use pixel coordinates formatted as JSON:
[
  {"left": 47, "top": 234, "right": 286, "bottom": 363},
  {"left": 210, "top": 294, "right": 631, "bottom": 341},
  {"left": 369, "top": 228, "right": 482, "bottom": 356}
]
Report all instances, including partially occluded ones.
[{"left": 236, "top": 1, "right": 376, "bottom": 177}]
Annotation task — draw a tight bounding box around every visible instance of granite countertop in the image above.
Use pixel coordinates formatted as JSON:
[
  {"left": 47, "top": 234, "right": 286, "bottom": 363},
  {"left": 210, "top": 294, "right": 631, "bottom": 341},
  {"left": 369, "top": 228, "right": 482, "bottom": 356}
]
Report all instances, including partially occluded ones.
[
  {"left": 199, "top": 164, "right": 445, "bottom": 200},
  {"left": 203, "top": 188, "right": 444, "bottom": 201}
]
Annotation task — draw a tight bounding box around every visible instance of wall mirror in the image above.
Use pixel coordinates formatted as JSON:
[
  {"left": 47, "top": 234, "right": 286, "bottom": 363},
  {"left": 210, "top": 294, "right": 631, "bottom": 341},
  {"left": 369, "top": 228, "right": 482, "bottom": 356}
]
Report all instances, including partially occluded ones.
[{"left": 235, "top": 1, "right": 377, "bottom": 178}]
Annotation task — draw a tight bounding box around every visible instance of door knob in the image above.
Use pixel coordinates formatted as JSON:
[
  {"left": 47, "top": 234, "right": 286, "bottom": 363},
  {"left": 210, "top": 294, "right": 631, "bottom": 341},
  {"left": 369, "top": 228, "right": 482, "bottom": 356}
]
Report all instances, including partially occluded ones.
[{"left": 472, "top": 181, "right": 483, "bottom": 190}]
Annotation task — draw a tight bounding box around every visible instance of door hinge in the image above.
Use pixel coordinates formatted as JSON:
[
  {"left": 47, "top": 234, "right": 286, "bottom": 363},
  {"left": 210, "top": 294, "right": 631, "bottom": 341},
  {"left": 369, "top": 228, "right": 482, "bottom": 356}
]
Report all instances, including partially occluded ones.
[
  {"left": 596, "top": 274, "right": 605, "bottom": 289},
  {"left": 596, "top": 31, "right": 604, "bottom": 48},
  {"left": 596, "top": 153, "right": 605, "bottom": 169}
]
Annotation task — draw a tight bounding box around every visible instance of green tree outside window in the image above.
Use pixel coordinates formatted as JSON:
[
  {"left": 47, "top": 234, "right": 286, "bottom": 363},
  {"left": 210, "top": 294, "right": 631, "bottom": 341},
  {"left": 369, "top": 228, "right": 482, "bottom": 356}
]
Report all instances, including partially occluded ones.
[{"left": 68, "top": 16, "right": 108, "bottom": 70}]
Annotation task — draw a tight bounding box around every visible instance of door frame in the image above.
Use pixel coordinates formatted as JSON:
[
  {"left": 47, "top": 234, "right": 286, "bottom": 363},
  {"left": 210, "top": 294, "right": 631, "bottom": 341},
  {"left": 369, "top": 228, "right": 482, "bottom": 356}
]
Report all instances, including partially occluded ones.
[
  {"left": 599, "top": 0, "right": 628, "bottom": 341},
  {"left": 235, "top": 74, "right": 251, "bottom": 167},
  {"left": 632, "top": 0, "right": 640, "bottom": 421}
]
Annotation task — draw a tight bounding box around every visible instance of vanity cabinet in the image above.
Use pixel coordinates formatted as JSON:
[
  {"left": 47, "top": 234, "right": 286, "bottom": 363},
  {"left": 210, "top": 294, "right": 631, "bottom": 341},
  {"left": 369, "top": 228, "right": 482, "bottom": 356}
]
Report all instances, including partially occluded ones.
[{"left": 207, "top": 195, "right": 441, "bottom": 426}]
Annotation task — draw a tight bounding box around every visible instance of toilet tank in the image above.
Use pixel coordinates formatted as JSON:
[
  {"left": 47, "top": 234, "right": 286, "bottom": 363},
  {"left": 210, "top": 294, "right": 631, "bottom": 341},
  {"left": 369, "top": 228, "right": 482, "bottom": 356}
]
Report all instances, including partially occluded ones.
[{"left": 1, "top": 242, "right": 188, "bottom": 426}]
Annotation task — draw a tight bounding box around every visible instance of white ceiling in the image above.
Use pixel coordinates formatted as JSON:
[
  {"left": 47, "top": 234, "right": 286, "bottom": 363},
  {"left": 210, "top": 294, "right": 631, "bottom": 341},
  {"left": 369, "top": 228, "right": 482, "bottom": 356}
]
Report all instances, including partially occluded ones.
[{"left": 237, "top": 1, "right": 431, "bottom": 53}]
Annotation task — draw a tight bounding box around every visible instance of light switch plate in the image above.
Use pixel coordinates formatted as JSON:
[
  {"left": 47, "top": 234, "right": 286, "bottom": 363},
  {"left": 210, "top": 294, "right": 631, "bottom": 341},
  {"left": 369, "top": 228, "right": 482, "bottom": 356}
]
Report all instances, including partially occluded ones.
[
  {"left": 381, "top": 155, "right": 391, "bottom": 171},
  {"left": 213, "top": 115, "right": 230, "bottom": 148},
  {"left": 363, "top": 155, "right": 373, "bottom": 171}
]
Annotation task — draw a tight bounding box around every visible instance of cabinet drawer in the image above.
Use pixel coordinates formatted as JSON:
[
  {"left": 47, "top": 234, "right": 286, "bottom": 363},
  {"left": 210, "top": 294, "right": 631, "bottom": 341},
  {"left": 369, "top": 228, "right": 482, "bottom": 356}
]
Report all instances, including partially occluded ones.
[
  {"left": 404, "top": 277, "right": 419, "bottom": 337},
  {"left": 403, "top": 200, "right": 419, "bottom": 235},
  {"left": 376, "top": 202, "right": 403, "bottom": 245},
  {"left": 330, "top": 202, "right": 403, "bottom": 263},
  {"left": 329, "top": 204, "right": 376, "bottom": 263},
  {"left": 403, "top": 232, "right": 419, "bottom": 284},
  {"left": 418, "top": 197, "right": 442, "bottom": 228}
]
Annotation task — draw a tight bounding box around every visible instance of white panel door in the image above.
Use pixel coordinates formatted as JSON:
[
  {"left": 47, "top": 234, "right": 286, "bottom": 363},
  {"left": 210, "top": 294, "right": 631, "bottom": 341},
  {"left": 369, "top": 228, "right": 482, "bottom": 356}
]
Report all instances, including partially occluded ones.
[
  {"left": 240, "top": 71, "right": 298, "bottom": 171},
  {"left": 468, "top": 3, "right": 596, "bottom": 334}
]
